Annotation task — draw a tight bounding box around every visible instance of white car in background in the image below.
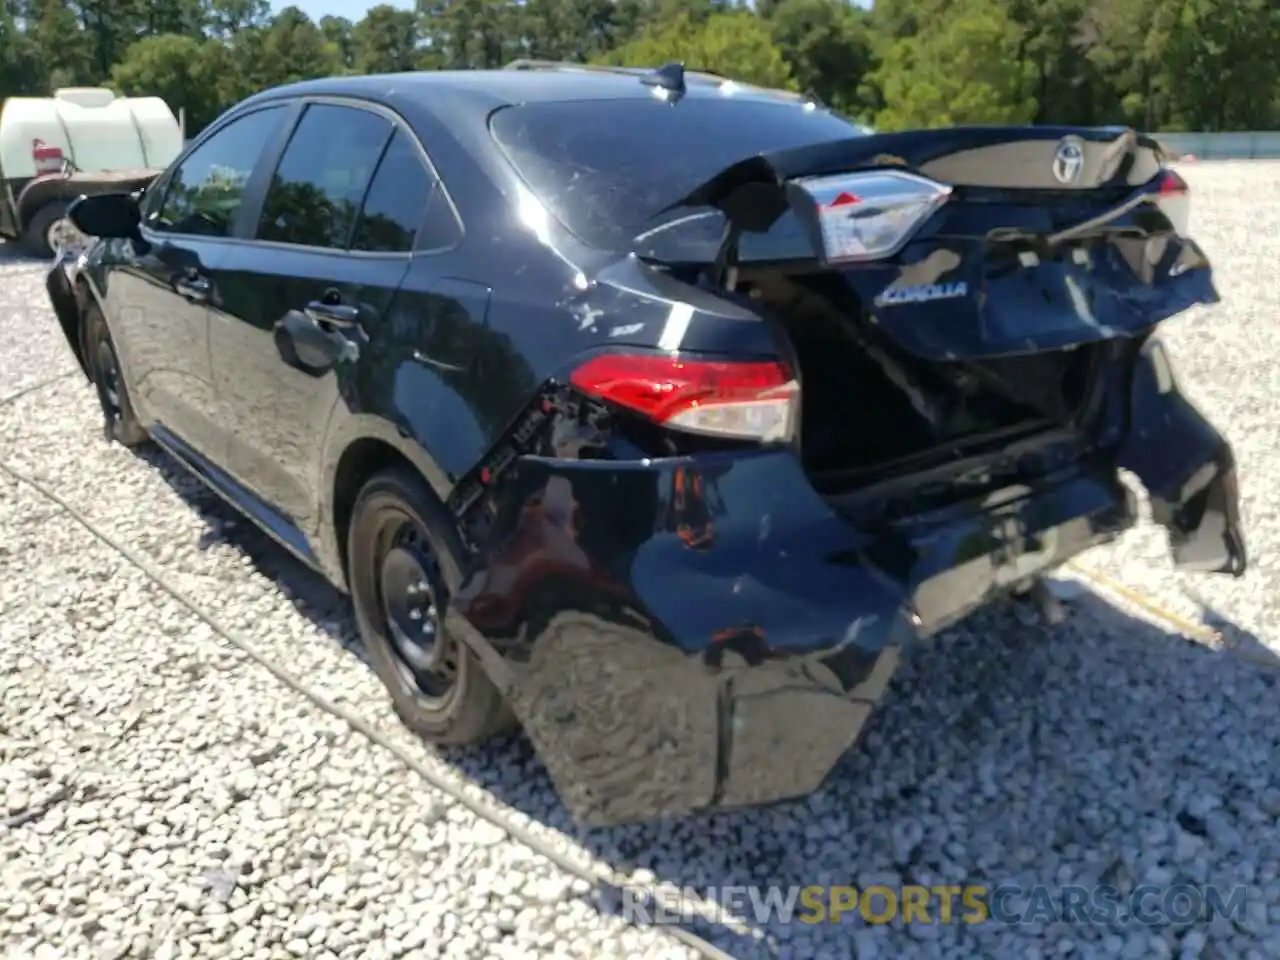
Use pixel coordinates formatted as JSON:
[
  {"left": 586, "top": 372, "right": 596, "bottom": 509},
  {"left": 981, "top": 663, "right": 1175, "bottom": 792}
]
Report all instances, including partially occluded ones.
[{"left": 0, "top": 87, "right": 183, "bottom": 258}]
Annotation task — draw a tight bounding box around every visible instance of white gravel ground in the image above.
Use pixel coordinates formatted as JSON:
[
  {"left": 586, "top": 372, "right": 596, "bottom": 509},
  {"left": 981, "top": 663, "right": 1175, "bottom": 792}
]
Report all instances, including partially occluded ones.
[{"left": 2, "top": 162, "right": 1279, "bottom": 960}]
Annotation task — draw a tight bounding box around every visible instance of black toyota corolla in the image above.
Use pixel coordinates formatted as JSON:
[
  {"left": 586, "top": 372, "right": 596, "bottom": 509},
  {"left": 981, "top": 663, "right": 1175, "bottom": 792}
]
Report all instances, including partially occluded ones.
[{"left": 46, "top": 62, "right": 1247, "bottom": 825}]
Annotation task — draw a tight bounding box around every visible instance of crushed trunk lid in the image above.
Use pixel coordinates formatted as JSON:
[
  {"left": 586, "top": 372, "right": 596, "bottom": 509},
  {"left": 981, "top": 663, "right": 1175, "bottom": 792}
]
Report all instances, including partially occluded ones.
[
  {"left": 637, "top": 125, "right": 1245, "bottom": 578},
  {"left": 653, "top": 125, "right": 1216, "bottom": 362}
]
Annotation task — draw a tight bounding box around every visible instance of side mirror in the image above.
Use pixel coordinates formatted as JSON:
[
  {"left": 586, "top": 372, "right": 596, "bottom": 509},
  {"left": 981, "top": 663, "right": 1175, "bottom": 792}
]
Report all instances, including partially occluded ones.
[{"left": 67, "top": 192, "right": 140, "bottom": 240}]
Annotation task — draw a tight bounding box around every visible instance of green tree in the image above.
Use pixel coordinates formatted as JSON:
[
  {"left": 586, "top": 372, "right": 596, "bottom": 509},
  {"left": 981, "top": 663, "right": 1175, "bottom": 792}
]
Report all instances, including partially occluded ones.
[
  {"left": 594, "top": 10, "right": 796, "bottom": 90},
  {"left": 415, "top": 0, "right": 520, "bottom": 69},
  {"left": 873, "top": 0, "right": 1036, "bottom": 129},
  {"left": 1161, "top": 0, "right": 1280, "bottom": 130},
  {"left": 352, "top": 5, "right": 421, "bottom": 74},
  {"left": 1005, "top": 0, "right": 1095, "bottom": 124},
  {"left": 1078, "top": 0, "right": 1170, "bottom": 129},
  {"left": 865, "top": 0, "right": 952, "bottom": 42},
  {"left": 24, "top": 0, "right": 94, "bottom": 88},
  {"left": 0, "top": 8, "right": 44, "bottom": 95},
  {"left": 207, "top": 0, "right": 270, "bottom": 38},
  {"left": 110, "top": 33, "right": 233, "bottom": 135},
  {"left": 519, "top": 0, "right": 633, "bottom": 63},
  {"left": 228, "top": 7, "right": 341, "bottom": 99},
  {"left": 320, "top": 14, "right": 356, "bottom": 71},
  {"left": 137, "top": 0, "right": 206, "bottom": 38},
  {"left": 68, "top": 0, "right": 149, "bottom": 83},
  {"left": 645, "top": 0, "right": 731, "bottom": 29},
  {"left": 765, "top": 0, "right": 874, "bottom": 117}
]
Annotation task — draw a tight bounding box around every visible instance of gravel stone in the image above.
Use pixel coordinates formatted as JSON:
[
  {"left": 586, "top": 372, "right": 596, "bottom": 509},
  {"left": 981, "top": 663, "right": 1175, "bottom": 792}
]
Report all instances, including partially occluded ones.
[{"left": 2, "top": 162, "right": 1280, "bottom": 960}]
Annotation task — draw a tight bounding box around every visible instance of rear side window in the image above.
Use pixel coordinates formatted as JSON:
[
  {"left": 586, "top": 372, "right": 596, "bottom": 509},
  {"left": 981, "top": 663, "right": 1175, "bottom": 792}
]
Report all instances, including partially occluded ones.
[
  {"left": 257, "top": 103, "right": 392, "bottom": 249},
  {"left": 489, "top": 98, "right": 866, "bottom": 252},
  {"left": 151, "top": 106, "right": 284, "bottom": 238},
  {"left": 351, "top": 130, "right": 433, "bottom": 253}
]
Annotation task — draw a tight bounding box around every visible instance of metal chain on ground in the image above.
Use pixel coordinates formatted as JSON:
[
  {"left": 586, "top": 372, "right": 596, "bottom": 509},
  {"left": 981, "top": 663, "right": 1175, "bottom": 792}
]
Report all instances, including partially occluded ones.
[
  {"left": 1067, "top": 560, "right": 1280, "bottom": 673},
  {"left": 0, "top": 370, "right": 78, "bottom": 408}
]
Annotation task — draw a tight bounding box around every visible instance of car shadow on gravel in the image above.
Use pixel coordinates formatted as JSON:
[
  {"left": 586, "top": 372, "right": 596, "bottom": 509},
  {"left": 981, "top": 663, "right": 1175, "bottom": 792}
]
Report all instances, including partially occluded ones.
[
  {"left": 0, "top": 241, "right": 47, "bottom": 267},
  {"left": 138, "top": 446, "right": 1279, "bottom": 958}
]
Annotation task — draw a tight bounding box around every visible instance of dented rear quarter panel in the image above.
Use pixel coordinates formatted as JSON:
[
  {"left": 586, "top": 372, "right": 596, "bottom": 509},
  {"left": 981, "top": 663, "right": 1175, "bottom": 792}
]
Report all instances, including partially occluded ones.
[{"left": 439, "top": 386, "right": 1140, "bottom": 823}]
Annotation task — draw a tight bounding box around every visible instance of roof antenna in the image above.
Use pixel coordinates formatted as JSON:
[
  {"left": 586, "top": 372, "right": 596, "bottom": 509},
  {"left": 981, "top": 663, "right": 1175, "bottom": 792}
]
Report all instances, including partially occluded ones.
[{"left": 642, "top": 62, "right": 686, "bottom": 102}]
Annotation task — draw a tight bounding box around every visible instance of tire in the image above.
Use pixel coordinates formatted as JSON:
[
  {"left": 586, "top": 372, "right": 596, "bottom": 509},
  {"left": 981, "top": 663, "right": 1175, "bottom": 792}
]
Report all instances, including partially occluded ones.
[
  {"left": 84, "top": 303, "right": 149, "bottom": 448},
  {"left": 346, "top": 466, "right": 517, "bottom": 745},
  {"left": 20, "top": 201, "right": 70, "bottom": 259}
]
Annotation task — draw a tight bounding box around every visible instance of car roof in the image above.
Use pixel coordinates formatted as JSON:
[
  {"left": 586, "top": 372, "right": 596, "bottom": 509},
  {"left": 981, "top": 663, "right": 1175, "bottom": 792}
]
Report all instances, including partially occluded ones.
[{"left": 237, "top": 65, "right": 818, "bottom": 117}]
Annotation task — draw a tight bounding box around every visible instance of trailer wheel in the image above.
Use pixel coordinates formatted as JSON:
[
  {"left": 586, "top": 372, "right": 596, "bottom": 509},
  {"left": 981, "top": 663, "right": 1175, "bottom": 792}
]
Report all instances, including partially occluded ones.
[{"left": 20, "top": 201, "right": 74, "bottom": 259}]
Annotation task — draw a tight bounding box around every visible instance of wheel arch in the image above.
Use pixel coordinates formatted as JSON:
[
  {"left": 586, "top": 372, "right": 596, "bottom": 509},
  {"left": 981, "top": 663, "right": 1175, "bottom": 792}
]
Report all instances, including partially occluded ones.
[
  {"left": 16, "top": 177, "right": 76, "bottom": 230},
  {"left": 46, "top": 262, "right": 91, "bottom": 379},
  {"left": 318, "top": 415, "right": 457, "bottom": 592}
]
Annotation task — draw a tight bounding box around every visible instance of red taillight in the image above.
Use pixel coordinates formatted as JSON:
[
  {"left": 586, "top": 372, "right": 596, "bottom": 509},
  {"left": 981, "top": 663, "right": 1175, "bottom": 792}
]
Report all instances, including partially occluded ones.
[
  {"left": 1157, "top": 169, "right": 1189, "bottom": 195},
  {"left": 1152, "top": 168, "right": 1191, "bottom": 235},
  {"left": 569, "top": 353, "right": 799, "bottom": 443},
  {"left": 31, "top": 138, "right": 64, "bottom": 175}
]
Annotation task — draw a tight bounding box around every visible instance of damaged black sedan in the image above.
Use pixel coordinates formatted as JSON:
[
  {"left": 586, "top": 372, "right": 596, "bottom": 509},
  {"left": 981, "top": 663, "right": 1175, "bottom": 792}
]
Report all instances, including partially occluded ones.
[{"left": 47, "top": 62, "right": 1246, "bottom": 826}]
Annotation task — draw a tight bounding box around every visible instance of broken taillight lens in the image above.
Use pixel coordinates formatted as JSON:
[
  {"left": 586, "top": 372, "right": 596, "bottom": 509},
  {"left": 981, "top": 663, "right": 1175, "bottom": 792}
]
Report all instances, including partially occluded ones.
[{"left": 569, "top": 352, "right": 798, "bottom": 443}]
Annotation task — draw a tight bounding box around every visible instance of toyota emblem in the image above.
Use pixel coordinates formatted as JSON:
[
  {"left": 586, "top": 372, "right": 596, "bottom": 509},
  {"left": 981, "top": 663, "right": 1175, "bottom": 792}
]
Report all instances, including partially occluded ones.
[{"left": 1052, "top": 136, "right": 1086, "bottom": 186}]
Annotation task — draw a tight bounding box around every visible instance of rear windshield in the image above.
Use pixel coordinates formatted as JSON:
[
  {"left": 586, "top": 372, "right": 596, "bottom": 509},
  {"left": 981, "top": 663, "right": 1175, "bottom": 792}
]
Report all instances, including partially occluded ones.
[{"left": 488, "top": 97, "right": 868, "bottom": 257}]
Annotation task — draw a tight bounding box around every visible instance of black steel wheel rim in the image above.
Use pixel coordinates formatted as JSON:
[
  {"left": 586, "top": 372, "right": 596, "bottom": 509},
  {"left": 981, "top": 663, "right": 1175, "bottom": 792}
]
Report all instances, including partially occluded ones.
[
  {"left": 373, "top": 511, "right": 459, "bottom": 704},
  {"left": 94, "top": 338, "right": 123, "bottom": 435}
]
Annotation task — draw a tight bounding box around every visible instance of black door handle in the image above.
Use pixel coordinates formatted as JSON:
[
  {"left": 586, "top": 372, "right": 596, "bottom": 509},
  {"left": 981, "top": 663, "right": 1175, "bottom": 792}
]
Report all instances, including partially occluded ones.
[
  {"left": 275, "top": 310, "right": 356, "bottom": 375},
  {"left": 304, "top": 301, "right": 359, "bottom": 328}
]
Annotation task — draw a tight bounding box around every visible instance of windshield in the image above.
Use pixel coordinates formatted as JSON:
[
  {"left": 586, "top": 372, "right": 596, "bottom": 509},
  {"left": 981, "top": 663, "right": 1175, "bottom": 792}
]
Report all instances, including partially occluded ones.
[{"left": 488, "top": 97, "right": 868, "bottom": 256}]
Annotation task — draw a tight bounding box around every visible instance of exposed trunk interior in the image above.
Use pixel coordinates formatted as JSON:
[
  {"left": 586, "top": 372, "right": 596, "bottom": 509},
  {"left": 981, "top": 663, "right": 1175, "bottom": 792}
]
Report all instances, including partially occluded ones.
[{"left": 734, "top": 268, "right": 1101, "bottom": 494}]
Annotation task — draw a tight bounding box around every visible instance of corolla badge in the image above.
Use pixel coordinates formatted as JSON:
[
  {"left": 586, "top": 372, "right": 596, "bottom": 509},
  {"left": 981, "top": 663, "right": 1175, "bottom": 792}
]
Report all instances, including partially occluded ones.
[
  {"left": 874, "top": 280, "right": 969, "bottom": 307},
  {"left": 1052, "top": 135, "right": 1086, "bottom": 186}
]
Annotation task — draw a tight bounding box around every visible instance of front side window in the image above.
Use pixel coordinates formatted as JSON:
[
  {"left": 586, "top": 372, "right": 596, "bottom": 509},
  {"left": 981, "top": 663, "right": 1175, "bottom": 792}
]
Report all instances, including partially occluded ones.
[
  {"left": 257, "top": 103, "right": 392, "bottom": 249},
  {"left": 151, "top": 106, "right": 286, "bottom": 238}
]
